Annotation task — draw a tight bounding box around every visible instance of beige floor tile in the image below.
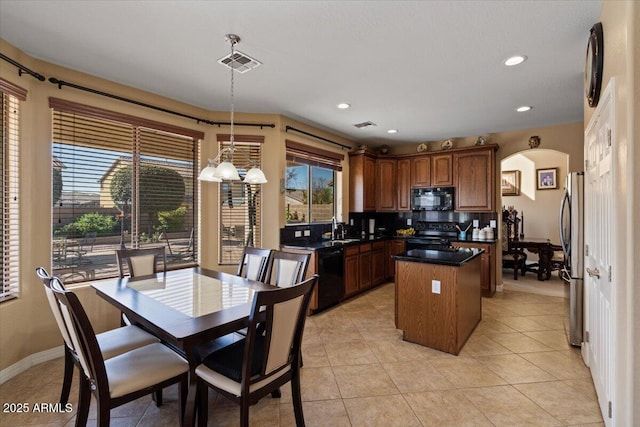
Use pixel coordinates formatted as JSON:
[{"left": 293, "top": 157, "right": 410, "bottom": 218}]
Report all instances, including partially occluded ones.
[
  {"left": 515, "top": 381, "right": 603, "bottom": 425},
  {"left": 332, "top": 364, "right": 399, "bottom": 398},
  {"left": 462, "top": 333, "right": 513, "bottom": 356},
  {"left": 367, "top": 338, "right": 433, "bottom": 363},
  {"left": 479, "top": 302, "right": 520, "bottom": 318},
  {"left": 494, "top": 315, "right": 552, "bottom": 332},
  {"left": 520, "top": 351, "right": 591, "bottom": 380},
  {"left": 323, "top": 340, "right": 377, "bottom": 366},
  {"left": 433, "top": 358, "right": 508, "bottom": 388},
  {"left": 475, "top": 353, "right": 555, "bottom": 384},
  {"left": 201, "top": 397, "right": 280, "bottom": 427},
  {"left": 404, "top": 389, "right": 492, "bottom": 426},
  {"left": 298, "top": 367, "right": 342, "bottom": 402},
  {"left": 473, "top": 317, "right": 518, "bottom": 335},
  {"left": 0, "top": 382, "right": 77, "bottom": 427},
  {"left": 487, "top": 332, "right": 555, "bottom": 353},
  {"left": 318, "top": 327, "right": 365, "bottom": 343},
  {"left": 382, "top": 360, "right": 454, "bottom": 393},
  {"left": 357, "top": 325, "right": 403, "bottom": 342},
  {"left": 503, "top": 302, "right": 565, "bottom": 316},
  {"left": 461, "top": 385, "right": 561, "bottom": 426},
  {"left": 523, "top": 329, "right": 573, "bottom": 350},
  {"left": 301, "top": 342, "right": 331, "bottom": 367},
  {"left": 279, "top": 399, "right": 350, "bottom": 427},
  {"left": 524, "top": 314, "right": 566, "bottom": 330},
  {"left": 343, "top": 394, "right": 421, "bottom": 427},
  {"left": 562, "top": 378, "right": 599, "bottom": 401}
]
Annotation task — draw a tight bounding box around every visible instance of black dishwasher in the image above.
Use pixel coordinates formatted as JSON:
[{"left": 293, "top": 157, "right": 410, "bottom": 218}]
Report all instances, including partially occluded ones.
[{"left": 316, "top": 247, "right": 344, "bottom": 311}]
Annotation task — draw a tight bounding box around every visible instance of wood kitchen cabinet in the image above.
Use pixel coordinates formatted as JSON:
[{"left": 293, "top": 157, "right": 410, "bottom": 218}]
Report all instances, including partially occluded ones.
[
  {"left": 376, "top": 158, "right": 397, "bottom": 211},
  {"left": 344, "top": 245, "right": 359, "bottom": 297},
  {"left": 453, "top": 241, "right": 496, "bottom": 297},
  {"left": 371, "top": 241, "right": 386, "bottom": 285},
  {"left": 431, "top": 153, "right": 453, "bottom": 186},
  {"left": 397, "top": 159, "right": 411, "bottom": 211},
  {"left": 385, "top": 239, "right": 406, "bottom": 280},
  {"left": 358, "top": 243, "right": 372, "bottom": 289},
  {"left": 411, "top": 155, "right": 431, "bottom": 187},
  {"left": 349, "top": 150, "right": 376, "bottom": 212},
  {"left": 453, "top": 147, "right": 496, "bottom": 212}
]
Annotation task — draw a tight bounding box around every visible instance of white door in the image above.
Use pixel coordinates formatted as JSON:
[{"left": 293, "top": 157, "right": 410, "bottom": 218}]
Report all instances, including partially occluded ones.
[{"left": 584, "top": 80, "right": 615, "bottom": 424}]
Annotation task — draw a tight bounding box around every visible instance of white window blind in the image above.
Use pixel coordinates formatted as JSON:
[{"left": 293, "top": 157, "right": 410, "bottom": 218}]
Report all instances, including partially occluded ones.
[
  {"left": 218, "top": 136, "right": 263, "bottom": 265},
  {"left": 1, "top": 91, "right": 21, "bottom": 301},
  {"left": 51, "top": 100, "right": 202, "bottom": 283}
]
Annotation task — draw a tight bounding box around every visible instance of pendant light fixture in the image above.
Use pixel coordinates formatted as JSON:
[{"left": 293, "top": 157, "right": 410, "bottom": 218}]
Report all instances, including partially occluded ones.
[{"left": 198, "top": 34, "right": 267, "bottom": 184}]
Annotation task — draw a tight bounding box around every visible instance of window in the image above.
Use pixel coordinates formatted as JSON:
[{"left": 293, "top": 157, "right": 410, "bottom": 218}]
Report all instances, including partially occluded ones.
[
  {"left": 1, "top": 79, "right": 25, "bottom": 302},
  {"left": 218, "top": 135, "right": 263, "bottom": 265},
  {"left": 284, "top": 140, "right": 343, "bottom": 224},
  {"left": 50, "top": 98, "right": 203, "bottom": 284}
]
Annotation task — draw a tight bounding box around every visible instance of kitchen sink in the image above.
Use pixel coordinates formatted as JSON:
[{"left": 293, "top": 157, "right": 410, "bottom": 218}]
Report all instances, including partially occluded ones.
[{"left": 329, "top": 238, "right": 361, "bottom": 245}]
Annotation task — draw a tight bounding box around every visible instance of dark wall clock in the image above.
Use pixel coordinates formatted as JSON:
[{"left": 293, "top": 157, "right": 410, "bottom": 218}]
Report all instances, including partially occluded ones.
[{"left": 585, "top": 22, "right": 604, "bottom": 108}]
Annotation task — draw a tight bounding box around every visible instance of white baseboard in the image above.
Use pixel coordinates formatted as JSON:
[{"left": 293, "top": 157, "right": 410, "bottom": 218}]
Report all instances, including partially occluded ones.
[{"left": 0, "top": 346, "right": 64, "bottom": 385}]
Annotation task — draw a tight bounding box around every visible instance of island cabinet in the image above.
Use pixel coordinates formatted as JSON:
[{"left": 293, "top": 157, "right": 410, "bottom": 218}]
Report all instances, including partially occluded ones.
[
  {"left": 411, "top": 155, "right": 431, "bottom": 187},
  {"left": 385, "top": 239, "right": 406, "bottom": 280},
  {"left": 453, "top": 241, "right": 496, "bottom": 297},
  {"left": 431, "top": 153, "right": 453, "bottom": 186},
  {"left": 349, "top": 150, "right": 377, "bottom": 212},
  {"left": 395, "top": 256, "right": 482, "bottom": 355},
  {"left": 453, "top": 147, "right": 496, "bottom": 212},
  {"left": 375, "top": 158, "right": 397, "bottom": 211}
]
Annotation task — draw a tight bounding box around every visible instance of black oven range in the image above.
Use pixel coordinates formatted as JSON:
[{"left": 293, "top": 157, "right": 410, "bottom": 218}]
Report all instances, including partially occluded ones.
[{"left": 405, "top": 221, "right": 459, "bottom": 251}]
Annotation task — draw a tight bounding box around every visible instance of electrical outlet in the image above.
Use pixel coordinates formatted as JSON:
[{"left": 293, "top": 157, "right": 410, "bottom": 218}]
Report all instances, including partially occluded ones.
[
  {"left": 407, "top": 218, "right": 412, "bottom": 226},
  {"left": 473, "top": 219, "right": 479, "bottom": 228},
  {"left": 350, "top": 219, "right": 354, "bottom": 226},
  {"left": 490, "top": 220, "right": 497, "bottom": 228},
  {"left": 294, "top": 231, "right": 302, "bottom": 238},
  {"left": 303, "top": 230, "right": 311, "bottom": 236},
  {"left": 431, "top": 280, "right": 441, "bottom": 294}
]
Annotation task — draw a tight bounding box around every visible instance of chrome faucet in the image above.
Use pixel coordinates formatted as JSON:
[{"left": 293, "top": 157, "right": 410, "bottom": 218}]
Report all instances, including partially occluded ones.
[{"left": 331, "top": 216, "right": 338, "bottom": 241}]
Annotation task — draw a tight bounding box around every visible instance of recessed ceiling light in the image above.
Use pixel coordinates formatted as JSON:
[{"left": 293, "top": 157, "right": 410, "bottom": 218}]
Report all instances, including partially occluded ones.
[
  {"left": 337, "top": 103, "right": 350, "bottom": 109},
  {"left": 504, "top": 55, "right": 527, "bottom": 66},
  {"left": 387, "top": 129, "right": 398, "bottom": 134},
  {"left": 516, "top": 106, "right": 532, "bottom": 112}
]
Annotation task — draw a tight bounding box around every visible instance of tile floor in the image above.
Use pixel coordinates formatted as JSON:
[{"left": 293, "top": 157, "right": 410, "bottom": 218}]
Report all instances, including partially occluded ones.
[{"left": 0, "top": 282, "right": 603, "bottom": 426}]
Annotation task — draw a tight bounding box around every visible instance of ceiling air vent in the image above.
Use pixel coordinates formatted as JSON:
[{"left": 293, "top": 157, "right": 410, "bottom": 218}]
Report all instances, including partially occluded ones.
[
  {"left": 218, "top": 51, "right": 262, "bottom": 74},
  {"left": 353, "top": 121, "right": 377, "bottom": 129}
]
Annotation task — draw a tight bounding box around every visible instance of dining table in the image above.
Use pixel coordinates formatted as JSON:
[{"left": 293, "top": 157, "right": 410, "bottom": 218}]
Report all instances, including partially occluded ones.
[
  {"left": 512, "top": 237, "right": 562, "bottom": 281},
  {"left": 91, "top": 266, "right": 275, "bottom": 426}
]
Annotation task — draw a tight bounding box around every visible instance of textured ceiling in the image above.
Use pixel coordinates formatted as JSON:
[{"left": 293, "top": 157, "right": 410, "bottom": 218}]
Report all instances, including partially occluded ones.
[{"left": 0, "top": 1, "right": 602, "bottom": 145}]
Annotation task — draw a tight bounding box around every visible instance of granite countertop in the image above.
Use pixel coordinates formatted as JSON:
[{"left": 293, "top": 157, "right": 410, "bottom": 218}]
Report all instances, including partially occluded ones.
[
  {"left": 281, "top": 235, "right": 497, "bottom": 251},
  {"left": 393, "top": 247, "right": 484, "bottom": 267}
]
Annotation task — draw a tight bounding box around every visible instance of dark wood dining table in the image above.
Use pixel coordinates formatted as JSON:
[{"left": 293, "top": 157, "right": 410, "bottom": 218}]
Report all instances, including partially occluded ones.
[
  {"left": 91, "top": 266, "right": 274, "bottom": 426},
  {"left": 512, "top": 237, "right": 562, "bottom": 281}
]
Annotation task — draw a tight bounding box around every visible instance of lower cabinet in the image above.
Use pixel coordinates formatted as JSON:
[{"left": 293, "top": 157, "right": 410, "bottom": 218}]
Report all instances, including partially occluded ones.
[
  {"left": 453, "top": 241, "right": 496, "bottom": 297},
  {"left": 385, "top": 239, "right": 406, "bottom": 280},
  {"left": 344, "top": 241, "right": 387, "bottom": 297},
  {"left": 344, "top": 246, "right": 359, "bottom": 297}
]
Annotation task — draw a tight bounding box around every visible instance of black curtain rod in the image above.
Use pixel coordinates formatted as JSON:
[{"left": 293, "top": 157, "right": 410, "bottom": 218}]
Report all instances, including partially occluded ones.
[
  {"left": 48, "top": 77, "right": 275, "bottom": 129},
  {"left": 0, "top": 53, "right": 46, "bottom": 81},
  {"left": 285, "top": 125, "right": 352, "bottom": 150}
]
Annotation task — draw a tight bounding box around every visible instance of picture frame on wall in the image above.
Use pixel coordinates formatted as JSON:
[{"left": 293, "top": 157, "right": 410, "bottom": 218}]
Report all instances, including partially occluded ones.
[
  {"left": 501, "top": 170, "right": 520, "bottom": 196},
  {"left": 537, "top": 167, "right": 558, "bottom": 190}
]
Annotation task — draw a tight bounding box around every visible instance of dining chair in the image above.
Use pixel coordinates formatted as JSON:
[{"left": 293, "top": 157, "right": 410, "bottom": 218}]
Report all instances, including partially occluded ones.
[
  {"left": 36, "top": 267, "right": 161, "bottom": 405},
  {"left": 115, "top": 246, "right": 166, "bottom": 278},
  {"left": 195, "top": 275, "right": 318, "bottom": 427},
  {"left": 264, "top": 251, "right": 310, "bottom": 287},
  {"left": 236, "top": 247, "right": 272, "bottom": 282},
  {"left": 48, "top": 276, "right": 189, "bottom": 427},
  {"left": 501, "top": 210, "right": 527, "bottom": 280}
]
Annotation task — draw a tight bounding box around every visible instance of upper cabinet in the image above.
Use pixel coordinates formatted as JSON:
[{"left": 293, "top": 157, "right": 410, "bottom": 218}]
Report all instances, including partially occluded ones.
[
  {"left": 411, "top": 155, "right": 431, "bottom": 187},
  {"left": 376, "top": 158, "right": 397, "bottom": 211},
  {"left": 453, "top": 147, "right": 496, "bottom": 212},
  {"left": 431, "top": 154, "right": 453, "bottom": 186},
  {"left": 349, "top": 150, "right": 377, "bottom": 212},
  {"left": 396, "top": 159, "right": 411, "bottom": 211}
]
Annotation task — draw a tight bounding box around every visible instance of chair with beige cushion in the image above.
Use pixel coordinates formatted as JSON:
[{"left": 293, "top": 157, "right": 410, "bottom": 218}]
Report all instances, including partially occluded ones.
[
  {"left": 196, "top": 275, "right": 318, "bottom": 427},
  {"left": 48, "top": 276, "right": 189, "bottom": 427},
  {"left": 264, "top": 250, "right": 310, "bottom": 287},
  {"left": 115, "top": 246, "right": 166, "bottom": 278},
  {"left": 236, "top": 247, "right": 272, "bottom": 282},
  {"left": 36, "top": 267, "right": 161, "bottom": 405}
]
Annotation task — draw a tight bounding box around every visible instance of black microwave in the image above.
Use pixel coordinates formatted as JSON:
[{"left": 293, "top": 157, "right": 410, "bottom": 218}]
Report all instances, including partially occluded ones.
[{"left": 411, "top": 187, "right": 454, "bottom": 211}]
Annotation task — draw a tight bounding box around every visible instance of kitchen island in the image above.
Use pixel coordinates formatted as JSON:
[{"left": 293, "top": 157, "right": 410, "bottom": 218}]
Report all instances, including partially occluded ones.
[{"left": 394, "top": 248, "right": 483, "bottom": 355}]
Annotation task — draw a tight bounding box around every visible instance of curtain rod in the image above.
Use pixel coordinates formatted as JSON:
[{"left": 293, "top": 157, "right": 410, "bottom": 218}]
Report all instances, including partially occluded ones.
[
  {"left": 0, "top": 53, "right": 46, "bottom": 81},
  {"left": 48, "top": 77, "right": 275, "bottom": 129},
  {"left": 285, "top": 125, "right": 352, "bottom": 150}
]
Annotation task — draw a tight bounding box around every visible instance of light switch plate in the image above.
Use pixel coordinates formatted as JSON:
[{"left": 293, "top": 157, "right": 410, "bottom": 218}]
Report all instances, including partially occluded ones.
[
  {"left": 407, "top": 218, "right": 412, "bottom": 225},
  {"left": 294, "top": 231, "right": 302, "bottom": 238},
  {"left": 473, "top": 219, "right": 479, "bottom": 227},
  {"left": 431, "top": 280, "right": 441, "bottom": 294},
  {"left": 490, "top": 220, "right": 497, "bottom": 228},
  {"left": 304, "top": 230, "right": 311, "bottom": 236}
]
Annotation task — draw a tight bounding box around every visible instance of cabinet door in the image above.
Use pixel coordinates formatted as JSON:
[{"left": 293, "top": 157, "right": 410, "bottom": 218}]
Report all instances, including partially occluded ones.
[
  {"left": 372, "top": 249, "right": 387, "bottom": 285},
  {"left": 397, "top": 159, "right": 411, "bottom": 211},
  {"left": 349, "top": 151, "right": 377, "bottom": 212},
  {"left": 454, "top": 242, "right": 495, "bottom": 297},
  {"left": 453, "top": 149, "right": 494, "bottom": 211},
  {"left": 386, "top": 239, "right": 406, "bottom": 279},
  {"left": 359, "top": 252, "right": 372, "bottom": 289},
  {"left": 431, "top": 154, "right": 453, "bottom": 186},
  {"left": 364, "top": 156, "right": 377, "bottom": 211},
  {"left": 411, "top": 155, "right": 431, "bottom": 187},
  {"left": 344, "top": 255, "right": 359, "bottom": 296},
  {"left": 376, "top": 158, "right": 397, "bottom": 211}
]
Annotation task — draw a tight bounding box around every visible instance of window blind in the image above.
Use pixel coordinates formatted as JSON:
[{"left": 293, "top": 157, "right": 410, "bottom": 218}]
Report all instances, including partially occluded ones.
[
  {"left": 51, "top": 102, "right": 199, "bottom": 283},
  {"left": 285, "top": 139, "right": 344, "bottom": 171},
  {"left": 1, "top": 91, "right": 21, "bottom": 301},
  {"left": 218, "top": 136, "right": 263, "bottom": 265}
]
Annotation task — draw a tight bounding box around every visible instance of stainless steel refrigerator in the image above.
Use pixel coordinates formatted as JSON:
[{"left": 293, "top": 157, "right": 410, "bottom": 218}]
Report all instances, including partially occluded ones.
[{"left": 559, "top": 172, "right": 584, "bottom": 346}]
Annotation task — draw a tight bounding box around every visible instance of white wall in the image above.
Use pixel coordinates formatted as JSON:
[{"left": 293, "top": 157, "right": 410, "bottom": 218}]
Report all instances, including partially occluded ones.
[{"left": 501, "top": 149, "right": 569, "bottom": 244}]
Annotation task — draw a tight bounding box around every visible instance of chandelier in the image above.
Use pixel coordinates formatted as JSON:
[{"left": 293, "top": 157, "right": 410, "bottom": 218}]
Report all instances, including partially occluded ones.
[{"left": 198, "top": 34, "right": 267, "bottom": 184}]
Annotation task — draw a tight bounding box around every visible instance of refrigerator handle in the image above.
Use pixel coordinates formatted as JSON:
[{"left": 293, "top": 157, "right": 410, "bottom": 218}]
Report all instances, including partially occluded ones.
[{"left": 559, "top": 188, "right": 570, "bottom": 260}]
